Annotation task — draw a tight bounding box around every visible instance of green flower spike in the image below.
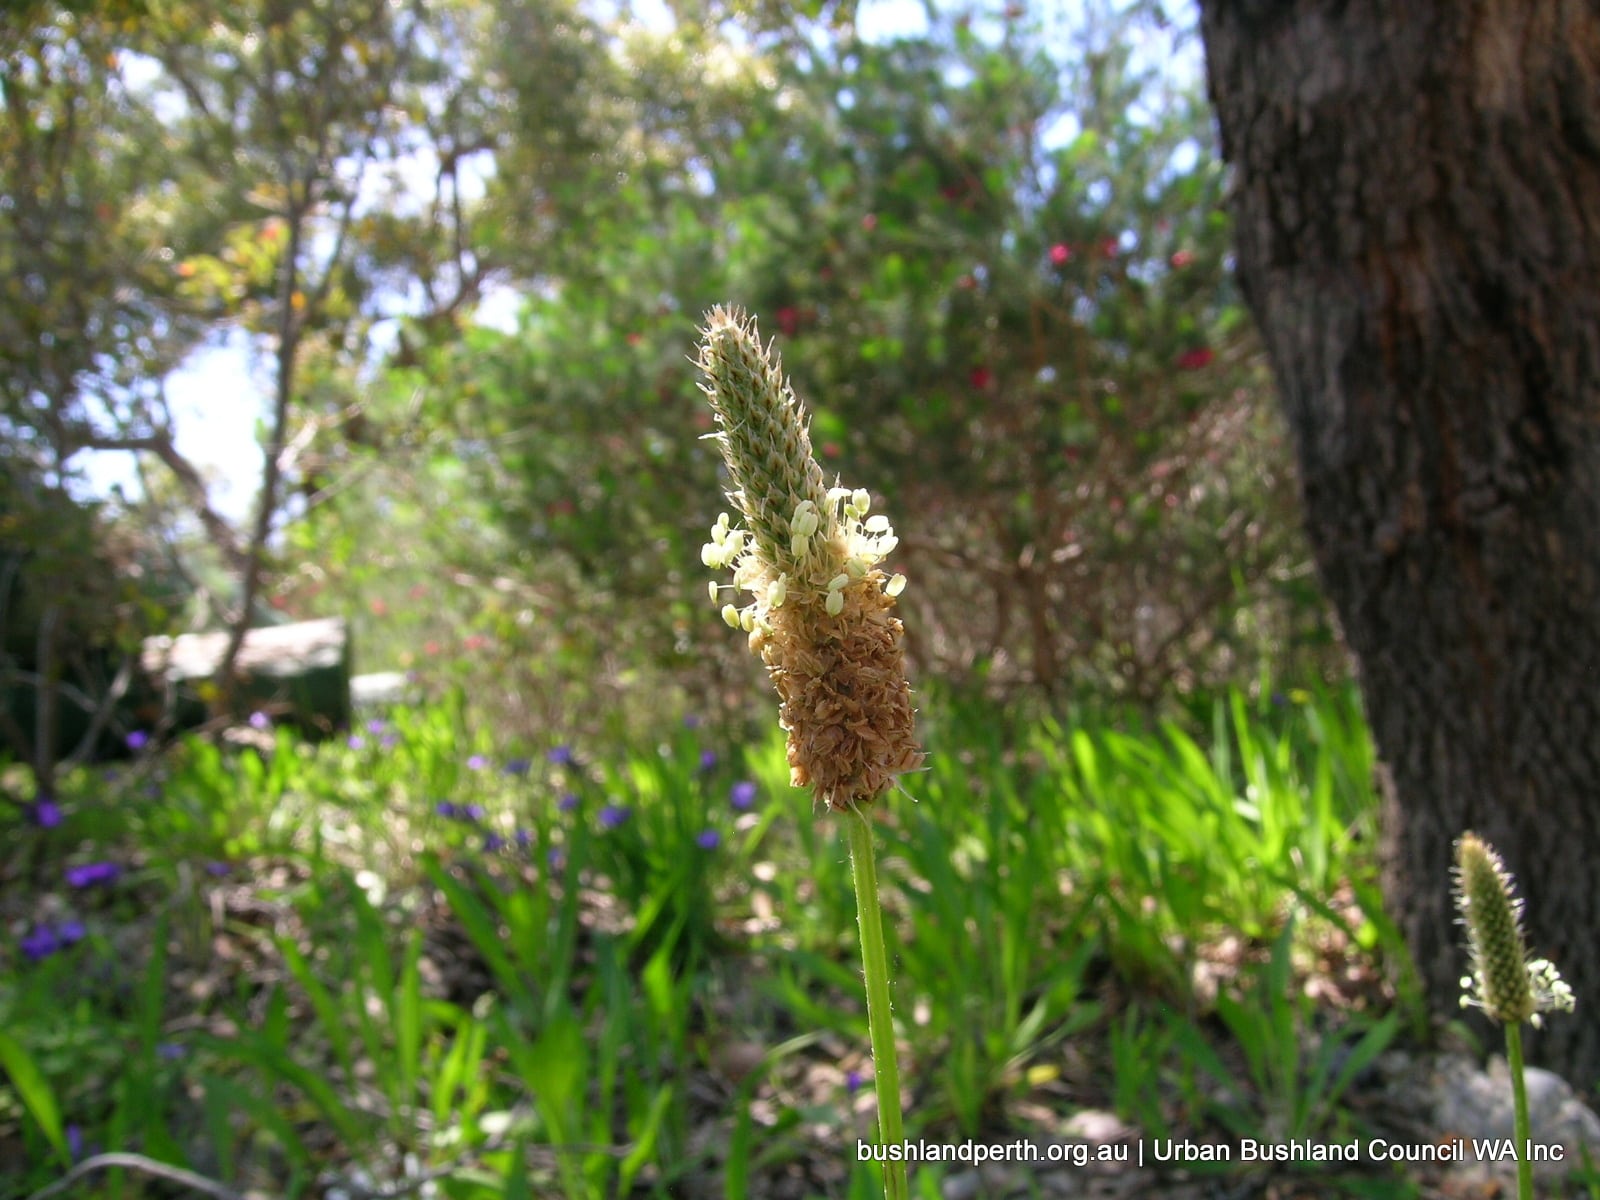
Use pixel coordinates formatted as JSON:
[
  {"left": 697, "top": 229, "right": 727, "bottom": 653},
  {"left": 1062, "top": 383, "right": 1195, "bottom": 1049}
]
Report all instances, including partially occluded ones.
[
  {"left": 1454, "top": 832, "right": 1573, "bottom": 1028},
  {"left": 1454, "top": 832, "right": 1574, "bottom": 1200}
]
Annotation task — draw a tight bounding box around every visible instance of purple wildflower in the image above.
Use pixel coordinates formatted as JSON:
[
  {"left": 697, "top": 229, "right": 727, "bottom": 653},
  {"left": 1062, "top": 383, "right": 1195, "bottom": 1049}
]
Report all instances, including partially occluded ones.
[
  {"left": 381, "top": 734, "right": 398, "bottom": 750},
  {"left": 514, "top": 829, "right": 533, "bottom": 849},
  {"left": 65, "top": 862, "right": 121, "bottom": 888},
  {"left": 249, "top": 711, "right": 271, "bottom": 731},
  {"left": 547, "top": 847, "right": 567, "bottom": 872},
  {"left": 126, "top": 730, "right": 150, "bottom": 752},
  {"left": 482, "top": 831, "right": 506, "bottom": 853},
  {"left": 366, "top": 718, "right": 387, "bottom": 735},
  {"left": 698, "top": 748, "right": 718, "bottom": 773},
  {"left": 548, "top": 745, "right": 576, "bottom": 767},
  {"left": 347, "top": 735, "right": 366, "bottom": 751},
  {"left": 57, "top": 919, "right": 86, "bottom": 945},
  {"left": 66, "top": 1124, "right": 83, "bottom": 1161},
  {"left": 845, "top": 1070, "right": 864, "bottom": 1095},
  {"left": 467, "top": 754, "right": 489, "bottom": 771},
  {"left": 460, "top": 803, "right": 486, "bottom": 823},
  {"left": 502, "top": 757, "right": 532, "bottom": 777},
  {"left": 29, "top": 796, "right": 63, "bottom": 828},
  {"left": 20, "top": 926, "right": 58, "bottom": 962},
  {"left": 695, "top": 828, "right": 721, "bottom": 851},
  {"left": 730, "top": 781, "right": 757, "bottom": 811},
  {"left": 434, "top": 800, "right": 459, "bottom": 819},
  {"left": 204, "top": 861, "right": 231, "bottom": 877},
  {"left": 156, "top": 1042, "right": 185, "bottom": 1061},
  {"left": 598, "top": 804, "right": 632, "bottom": 830},
  {"left": 557, "top": 792, "right": 580, "bottom": 813},
  {"left": 683, "top": 714, "right": 702, "bottom": 729}
]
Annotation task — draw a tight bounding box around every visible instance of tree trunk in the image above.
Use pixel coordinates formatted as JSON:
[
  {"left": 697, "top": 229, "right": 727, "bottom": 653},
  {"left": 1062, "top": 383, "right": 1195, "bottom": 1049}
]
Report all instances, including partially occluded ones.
[{"left": 1198, "top": 0, "right": 1600, "bottom": 1087}]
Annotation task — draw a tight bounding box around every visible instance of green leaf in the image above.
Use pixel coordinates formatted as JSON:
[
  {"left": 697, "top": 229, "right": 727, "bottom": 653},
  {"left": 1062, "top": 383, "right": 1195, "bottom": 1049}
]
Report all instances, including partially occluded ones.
[
  {"left": 395, "top": 930, "right": 424, "bottom": 1112},
  {"left": 526, "top": 1011, "right": 586, "bottom": 1118},
  {"left": 203, "top": 1030, "right": 369, "bottom": 1151},
  {"left": 617, "top": 1084, "right": 672, "bottom": 1193},
  {"left": 503, "top": 1139, "right": 533, "bottom": 1200},
  {"left": 421, "top": 855, "right": 527, "bottom": 1004},
  {"left": 0, "top": 1029, "right": 70, "bottom": 1165},
  {"left": 278, "top": 935, "right": 355, "bottom": 1084}
]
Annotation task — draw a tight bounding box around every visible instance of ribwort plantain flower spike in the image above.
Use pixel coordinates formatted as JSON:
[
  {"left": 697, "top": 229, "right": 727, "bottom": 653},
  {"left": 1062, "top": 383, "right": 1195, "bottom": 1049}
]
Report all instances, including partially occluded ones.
[
  {"left": 696, "top": 305, "right": 922, "bottom": 813},
  {"left": 1454, "top": 832, "right": 1574, "bottom": 1028},
  {"left": 1454, "top": 833, "right": 1573, "bottom": 1200}
]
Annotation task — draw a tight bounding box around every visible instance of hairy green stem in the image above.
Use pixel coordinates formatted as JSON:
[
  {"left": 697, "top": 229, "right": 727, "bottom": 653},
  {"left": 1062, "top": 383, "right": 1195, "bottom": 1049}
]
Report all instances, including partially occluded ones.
[
  {"left": 1506, "top": 1023, "right": 1534, "bottom": 1200},
  {"left": 848, "top": 808, "right": 907, "bottom": 1200}
]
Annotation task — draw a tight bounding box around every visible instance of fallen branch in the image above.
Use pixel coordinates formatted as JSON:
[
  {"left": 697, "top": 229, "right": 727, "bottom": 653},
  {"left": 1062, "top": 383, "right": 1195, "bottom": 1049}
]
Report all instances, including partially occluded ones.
[{"left": 25, "top": 1152, "right": 246, "bottom": 1200}]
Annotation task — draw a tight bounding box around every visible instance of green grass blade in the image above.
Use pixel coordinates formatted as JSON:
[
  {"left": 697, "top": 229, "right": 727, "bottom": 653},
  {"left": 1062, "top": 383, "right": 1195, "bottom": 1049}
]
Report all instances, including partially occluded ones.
[
  {"left": 422, "top": 855, "right": 528, "bottom": 1002},
  {"left": 277, "top": 935, "right": 356, "bottom": 1083},
  {"left": 0, "top": 1029, "right": 70, "bottom": 1165},
  {"left": 396, "top": 929, "right": 423, "bottom": 1115},
  {"left": 203, "top": 1029, "right": 369, "bottom": 1151},
  {"left": 618, "top": 1083, "right": 672, "bottom": 1193}
]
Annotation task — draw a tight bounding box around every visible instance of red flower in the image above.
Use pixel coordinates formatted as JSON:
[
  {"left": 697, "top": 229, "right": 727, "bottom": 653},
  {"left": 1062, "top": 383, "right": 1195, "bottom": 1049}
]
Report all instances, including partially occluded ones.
[
  {"left": 424, "top": 640, "right": 441, "bottom": 656},
  {"left": 1169, "top": 250, "right": 1195, "bottom": 269},
  {"left": 369, "top": 598, "right": 388, "bottom": 617},
  {"left": 464, "top": 634, "right": 490, "bottom": 652},
  {"left": 821, "top": 441, "right": 842, "bottom": 458},
  {"left": 1049, "top": 243, "right": 1071, "bottom": 266},
  {"left": 776, "top": 306, "right": 801, "bottom": 336},
  {"left": 1101, "top": 237, "right": 1120, "bottom": 257},
  {"left": 861, "top": 213, "right": 878, "bottom": 232},
  {"left": 956, "top": 273, "right": 977, "bottom": 290},
  {"left": 625, "top": 332, "right": 643, "bottom": 346},
  {"left": 969, "top": 365, "right": 994, "bottom": 390},
  {"left": 1175, "top": 347, "right": 1214, "bottom": 370}
]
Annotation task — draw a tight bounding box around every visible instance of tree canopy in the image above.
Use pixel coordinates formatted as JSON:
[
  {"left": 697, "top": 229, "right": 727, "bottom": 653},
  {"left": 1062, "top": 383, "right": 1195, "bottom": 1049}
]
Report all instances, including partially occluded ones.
[{"left": 2, "top": 0, "right": 1327, "bottom": 759}]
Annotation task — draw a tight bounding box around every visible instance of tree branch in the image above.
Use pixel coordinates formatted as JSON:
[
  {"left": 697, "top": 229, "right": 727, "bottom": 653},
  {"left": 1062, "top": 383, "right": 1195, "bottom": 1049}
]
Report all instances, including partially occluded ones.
[
  {"left": 61, "top": 430, "right": 246, "bottom": 574},
  {"left": 24, "top": 1152, "right": 245, "bottom": 1200},
  {"left": 64, "top": 650, "right": 136, "bottom": 766},
  {"left": 213, "top": 181, "right": 309, "bottom": 708}
]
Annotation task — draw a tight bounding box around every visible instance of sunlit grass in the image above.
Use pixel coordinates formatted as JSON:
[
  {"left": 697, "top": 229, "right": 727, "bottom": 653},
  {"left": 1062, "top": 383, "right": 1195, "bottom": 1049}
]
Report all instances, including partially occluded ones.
[{"left": 0, "top": 684, "right": 1410, "bottom": 1198}]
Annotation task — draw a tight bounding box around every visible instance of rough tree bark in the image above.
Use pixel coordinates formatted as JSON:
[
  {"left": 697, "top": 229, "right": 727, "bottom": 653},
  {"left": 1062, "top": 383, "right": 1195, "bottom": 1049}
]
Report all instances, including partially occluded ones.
[{"left": 1197, "top": 1, "right": 1600, "bottom": 1087}]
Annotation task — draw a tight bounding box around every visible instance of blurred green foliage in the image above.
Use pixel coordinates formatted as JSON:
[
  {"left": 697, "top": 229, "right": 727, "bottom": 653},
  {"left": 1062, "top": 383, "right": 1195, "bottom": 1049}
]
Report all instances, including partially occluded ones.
[
  {"left": 3, "top": 0, "right": 1341, "bottom": 754},
  {"left": 0, "top": 685, "right": 1403, "bottom": 1195},
  {"left": 287, "top": 0, "right": 1337, "bottom": 752}
]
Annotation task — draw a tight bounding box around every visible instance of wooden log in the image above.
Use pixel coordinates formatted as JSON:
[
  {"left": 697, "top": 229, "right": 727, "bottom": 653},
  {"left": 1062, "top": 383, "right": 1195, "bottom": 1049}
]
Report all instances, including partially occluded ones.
[{"left": 140, "top": 617, "right": 351, "bottom": 738}]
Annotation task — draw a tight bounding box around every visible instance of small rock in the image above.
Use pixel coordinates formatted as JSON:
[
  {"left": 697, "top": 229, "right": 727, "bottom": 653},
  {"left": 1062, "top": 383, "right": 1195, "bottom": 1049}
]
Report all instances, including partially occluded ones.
[
  {"left": 1424, "top": 1052, "right": 1600, "bottom": 1180},
  {"left": 1061, "top": 1108, "right": 1136, "bottom": 1144}
]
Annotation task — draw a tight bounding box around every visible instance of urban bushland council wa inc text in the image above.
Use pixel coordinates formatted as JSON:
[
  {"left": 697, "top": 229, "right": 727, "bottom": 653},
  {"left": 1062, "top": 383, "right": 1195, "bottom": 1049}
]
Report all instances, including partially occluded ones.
[{"left": 857, "top": 1138, "right": 1566, "bottom": 1166}]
